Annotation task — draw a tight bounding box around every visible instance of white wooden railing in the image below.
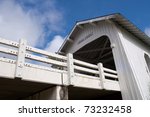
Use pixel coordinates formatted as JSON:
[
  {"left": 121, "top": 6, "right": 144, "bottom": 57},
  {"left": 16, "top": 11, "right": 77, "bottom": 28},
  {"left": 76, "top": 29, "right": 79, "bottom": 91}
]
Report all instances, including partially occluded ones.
[{"left": 0, "top": 38, "right": 118, "bottom": 87}]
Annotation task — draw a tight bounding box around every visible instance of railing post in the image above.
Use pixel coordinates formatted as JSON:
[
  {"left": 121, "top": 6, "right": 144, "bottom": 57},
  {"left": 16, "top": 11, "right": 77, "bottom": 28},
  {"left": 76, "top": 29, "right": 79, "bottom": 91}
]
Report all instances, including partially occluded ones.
[
  {"left": 98, "top": 63, "right": 105, "bottom": 89},
  {"left": 15, "top": 39, "right": 26, "bottom": 78},
  {"left": 67, "top": 53, "right": 74, "bottom": 85}
]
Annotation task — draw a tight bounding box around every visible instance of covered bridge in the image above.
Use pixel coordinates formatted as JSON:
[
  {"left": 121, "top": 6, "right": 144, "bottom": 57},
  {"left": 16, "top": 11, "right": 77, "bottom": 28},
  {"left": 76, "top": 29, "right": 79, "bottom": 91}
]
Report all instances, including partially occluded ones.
[{"left": 59, "top": 13, "right": 150, "bottom": 100}]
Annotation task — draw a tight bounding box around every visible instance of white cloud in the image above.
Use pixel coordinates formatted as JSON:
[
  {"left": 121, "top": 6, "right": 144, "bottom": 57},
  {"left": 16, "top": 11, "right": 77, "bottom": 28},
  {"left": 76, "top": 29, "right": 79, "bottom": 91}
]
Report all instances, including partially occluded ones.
[
  {"left": 0, "top": 0, "right": 42, "bottom": 46},
  {"left": 45, "top": 35, "right": 64, "bottom": 53},
  {"left": 145, "top": 28, "right": 150, "bottom": 37},
  {"left": 0, "top": 0, "right": 64, "bottom": 47}
]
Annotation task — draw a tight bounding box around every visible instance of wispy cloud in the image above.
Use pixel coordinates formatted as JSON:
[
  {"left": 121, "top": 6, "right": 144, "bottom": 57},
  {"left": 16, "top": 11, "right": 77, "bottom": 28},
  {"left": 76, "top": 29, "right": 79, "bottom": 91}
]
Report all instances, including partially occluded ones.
[
  {"left": 18, "top": 0, "right": 64, "bottom": 32},
  {"left": 145, "top": 27, "right": 150, "bottom": 37},
  {"left": 0, "top": 0, "right": 65, "bottom": 49},
  {"left": 45, "top": 35, "right": 64, "bottom": 53}
]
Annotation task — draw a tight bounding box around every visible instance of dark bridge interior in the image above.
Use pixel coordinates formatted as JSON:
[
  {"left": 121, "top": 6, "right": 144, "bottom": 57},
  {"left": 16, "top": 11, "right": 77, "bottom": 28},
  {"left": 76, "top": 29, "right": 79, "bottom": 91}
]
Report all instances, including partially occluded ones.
[
  {"left": 74, "top": 36, "right": 116, "bottom": 70},
  {"left": 73, "top": 36, "right": 122, "bottom": 100}
]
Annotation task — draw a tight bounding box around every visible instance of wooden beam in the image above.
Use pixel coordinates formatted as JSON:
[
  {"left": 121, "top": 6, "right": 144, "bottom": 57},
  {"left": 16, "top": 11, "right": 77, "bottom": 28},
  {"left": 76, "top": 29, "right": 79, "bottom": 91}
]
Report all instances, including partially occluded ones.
[
  {"left": 77, "top": 24, "right": 84, "bottom": 29},
  {"left": 74, "top": 55, "right": 96, "bottom": 64},
  {"left": 101, "top": 57, "right": 113, "bottom": 64},
  {"left": 100, "top": 51, "right": 112, "bottom": 59},
  {"left": 75, "top": 47, "right": 111, "bottom": 55},
  {"left": 89, "top": 20, "right": 96, "bottom": 26},
  {"left": 67, "top": 38, "right": 73, "bottom": 43},
  {"left": 98, "top": 38, "right": 109, "bottom": 59}
]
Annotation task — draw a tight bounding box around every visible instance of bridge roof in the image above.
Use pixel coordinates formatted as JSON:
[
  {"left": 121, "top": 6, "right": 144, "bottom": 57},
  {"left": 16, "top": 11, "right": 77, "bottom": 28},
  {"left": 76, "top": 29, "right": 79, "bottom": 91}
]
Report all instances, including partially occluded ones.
[{"left": 59, "top": 13, "right": 150, "bottom": 53}]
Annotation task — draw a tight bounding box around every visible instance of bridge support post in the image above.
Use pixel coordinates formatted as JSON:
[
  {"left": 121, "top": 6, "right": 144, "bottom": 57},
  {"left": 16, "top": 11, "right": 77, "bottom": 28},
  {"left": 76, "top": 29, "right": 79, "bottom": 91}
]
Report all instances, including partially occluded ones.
[
  {"left": 40, "top": 86, "right": 68, "bottom": 100},
  {"left": 15, "top": 39, "right": 26, "bottom": 78},
  {"left": 98, "top": 63, "right": 105, "bottom": 89},
  {"left": 67, "top": 53, "right": 74, "bottom": 85},
  {"left": 25, "top": 86, "right": 68, "bottom": 100}
]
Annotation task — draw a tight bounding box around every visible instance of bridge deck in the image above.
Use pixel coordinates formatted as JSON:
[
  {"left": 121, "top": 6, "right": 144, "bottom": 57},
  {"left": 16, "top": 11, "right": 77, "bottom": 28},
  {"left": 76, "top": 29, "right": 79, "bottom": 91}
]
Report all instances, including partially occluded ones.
[{"left": 0, "top": 38, "right": 120, "bottom": 99}]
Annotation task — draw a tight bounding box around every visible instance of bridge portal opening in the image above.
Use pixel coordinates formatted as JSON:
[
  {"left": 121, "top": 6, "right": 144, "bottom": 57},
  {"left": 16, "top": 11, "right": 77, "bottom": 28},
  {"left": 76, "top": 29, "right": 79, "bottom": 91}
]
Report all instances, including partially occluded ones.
[
  {"left": 68, "top": 36, "right": 122, "bottom": 100},
  {"left": 74, "top": 36, "right": 116, "bottom": 70}
]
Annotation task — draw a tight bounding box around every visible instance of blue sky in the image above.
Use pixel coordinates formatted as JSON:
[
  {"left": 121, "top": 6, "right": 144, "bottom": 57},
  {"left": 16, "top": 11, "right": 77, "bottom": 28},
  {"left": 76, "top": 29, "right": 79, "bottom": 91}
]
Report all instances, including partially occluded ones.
[
  {"left": 0, "top": 0, "right": 150, "bottom": 53},
  {"left": 59, "top": 0, "right": 150, "bottom": 34}
]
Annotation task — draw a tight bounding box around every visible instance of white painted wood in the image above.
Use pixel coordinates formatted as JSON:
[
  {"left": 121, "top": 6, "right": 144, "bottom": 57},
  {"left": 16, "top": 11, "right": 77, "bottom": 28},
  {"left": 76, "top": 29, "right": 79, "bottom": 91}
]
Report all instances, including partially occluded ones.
[
  {"left": 62, "top": 73, "right": 68, "bottom": 85},
  {"left": 26, "top": 45, "right": 67, "bottom": 60},
  {"left": 74, "top": 59, "right": 98, "bottom": 69},
  {"left": 15, "top": 39, "right": 26, "bottom": 78},
  {"left": 74, "top": 73, "right": 120, "bottom": 91},
  {"left": 116, "top": 25, "right": 150, "bottom": 99},
  {"left": 75, "top": 73, "right": 99, "bottom": 79},
  {"left": 67, "top": 53, "right": 74, "bottom": 85},
  {"left": 24, "top": 63, "right": 67, "bottom": 74},
  {"left": 0, "top": 46, "right": 18, "bottom": 55},
  {"left": 104, "top": 79, "right": 120, "bottom": 91},
  {"left": 25, "top": 53, "right": 67, "bottom": 67},
  {"left": 104, "top": 73, "right": 118, "bottom": 79},
  {"left": 74, "top": 65, "right": 99, "bottom": 74},
  {"left": 61, "top": 18, "right": 150, "bottom": 100},
  {"left": 0, "top": 37, "right": 19, "bottom": 47},
  {"left": 98, "top": 63, "right": 105, "bottom": 89},
  {"left": 0, "top": 60, "right": 16, "bottom": 79},
  {"left": 74, "top": 73, "right": 103, "bottom": 89},
  {"left": 103, "top": 67, "right": 117, "bottom": 74},
  {"left": 64, "top": 21, "right": 114, "bottom": 53},
  {"left": 22, "top": 66, "right": 62, "bottom": 85},
  {"left": 0, "top": 57, "right": 16, "bottom": 64},
  {"left": 0, "top": 37, "right": 121, "bottom": 98}
]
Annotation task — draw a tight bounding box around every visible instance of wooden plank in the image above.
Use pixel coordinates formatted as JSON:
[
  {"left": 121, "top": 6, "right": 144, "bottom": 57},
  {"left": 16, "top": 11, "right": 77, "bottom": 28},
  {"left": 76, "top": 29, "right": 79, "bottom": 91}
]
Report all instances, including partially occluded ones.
[
  {"left": 25, "top": 53, "right": 67, "bottom": 67},
  {"left": 26, "top": 46, "right": 67, "bottom": 60},
  {"left": 0, "top": 61, "right": 16, "bottom": 79},
  {"left": 25, "top": 63, "right": 67, "bottom": 74},
  {"left": 98, "top": 38, "right": 109, "bottom": 59},
  {"left": 74, "top": 59, "right": 98, "bottom": 69},
  {"left": 104, "top": 79, "right": 120, "bottom": 91},
  {"left": 103, "top": 67, "right": 117, "bottom": 74},
  {"left": 73, "top": 74, "right": 103, "bottom": 90},
  {"left": 0, "top": 38, "right": 19, "bottom": 47},
  {"left": 74, "top": 65, "right": 99, "bottom": 74},
  {"left": 75, "top": 47, "right": 111, "bottom": 54},
  {"left": 67, "top": 53, "right": 74, "bottom": 85},
  {"left": 0, "top": 46, "right": 18, "bottom": 55},
  {"left": 98, "top": 63, "right": 105, "bottom": 89},
  {"left": 104, "top": 73, "right": 118, "bottom": 79},
  {"left": 0, "top": 57, "right": 16, "bottom": 64},
  {"left": 23, "top": 66, "right": 62, "bottom": 85},
  {"left": 75, "top": 73, "right": 99, "bottom": 79},
  {"left": 101, "top": 51, "right": 112, "bottom": 59},
  {"left": 15, "top": 39, "right": 26, "bottom": 78}
]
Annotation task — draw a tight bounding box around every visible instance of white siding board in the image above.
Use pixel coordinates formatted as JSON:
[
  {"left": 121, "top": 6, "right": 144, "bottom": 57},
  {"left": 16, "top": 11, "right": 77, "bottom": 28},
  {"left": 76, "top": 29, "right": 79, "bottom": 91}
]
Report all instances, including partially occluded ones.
[
  {"left": 67, "top": 21, "right": 114, "bottom": 53},
  {"left": 118, "top": 26, "right": 150, "bottom": 99}
]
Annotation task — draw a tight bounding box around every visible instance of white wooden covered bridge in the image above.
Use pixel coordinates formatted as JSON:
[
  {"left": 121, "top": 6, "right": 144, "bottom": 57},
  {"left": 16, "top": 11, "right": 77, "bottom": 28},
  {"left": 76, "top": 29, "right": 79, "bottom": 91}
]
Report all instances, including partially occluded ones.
[{"left": 0, "top": 13, "right": 150, "bottom": 100}]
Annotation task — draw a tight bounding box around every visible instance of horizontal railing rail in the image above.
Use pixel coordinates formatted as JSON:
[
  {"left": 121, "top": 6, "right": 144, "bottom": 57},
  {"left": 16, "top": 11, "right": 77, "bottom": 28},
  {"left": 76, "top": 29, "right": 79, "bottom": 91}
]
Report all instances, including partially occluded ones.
[
  {"left": 73, "top": 58, "right": 99, "bottom": 79},
  {"left": 0, "top": 38, "right": 119, "bottom": 88},
  {"left": 26, "top": 45, "right": 67, "bottom": 61},
  {"left": 0, "top": 38, "right": 19, "bottom": 47},
  {"left": 74, "top": 59, "right": 98, "bottom": 69}
]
